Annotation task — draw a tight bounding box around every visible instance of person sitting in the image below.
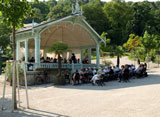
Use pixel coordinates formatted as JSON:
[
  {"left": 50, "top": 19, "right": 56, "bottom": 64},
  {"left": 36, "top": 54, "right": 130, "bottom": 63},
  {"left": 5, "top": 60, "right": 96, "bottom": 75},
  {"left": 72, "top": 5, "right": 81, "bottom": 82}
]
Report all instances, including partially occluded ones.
[
  {"left": 123, "top": 65, "right": 130, "bottom": 82},
  {"left": 118, "top": 65, "right": 124, "bottom": 82},
  {"left": 53, "top": 58, "right": 57, "bottom": 63},
  {"left": 64, "top": 69, "right": 70, "bottom": 84},
  {"left": 90, "top": 74, "right": 100, "bottom": 85},
  {"left": 93, "top": 67, "right": 97, "bottom": 75},
  {"left": 77, "top": 59, "right": 80, "bottom": 64},
  {"left": 88, "top": 67, "right": 93, "bottom": 81},
  {"left": 84, "top": 69, "right": 89, "bottom": 83},
  {"left": 30, "top": 57, "right": 35, "bottom": 62},
  {"left": 79, "top": 68, "right": 84, "bottom": 83},
  {"left": 40, "top": 57, "right": 45, "bottom": 63},
  {"left": 135, "top": 64, "right": 143, "bottom": 78},
  {"left": 108, "top": 67, "right": 115, "bottom": 80},
  {"left": 50, "top": 57, "right": 54, "bottom": 63},
  {"left": 72, "top": 69, "right": 80, "bottom": 85},
  {"left": 141, "top": 64, "right": 148, "bottom": 77},
  {"left": 64, "top": 58, "right": 67, "bottom": 63},
  {"left": 114, "top": 65, "right": 120, "bottom": 73}
]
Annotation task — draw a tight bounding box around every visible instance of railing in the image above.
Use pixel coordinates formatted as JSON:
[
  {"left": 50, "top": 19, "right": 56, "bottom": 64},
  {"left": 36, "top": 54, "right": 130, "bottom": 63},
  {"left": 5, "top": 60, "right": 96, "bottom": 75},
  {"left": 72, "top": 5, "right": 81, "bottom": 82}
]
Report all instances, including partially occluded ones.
[{"left": 27, "top": 62, "right": 98, "bottom": 72}]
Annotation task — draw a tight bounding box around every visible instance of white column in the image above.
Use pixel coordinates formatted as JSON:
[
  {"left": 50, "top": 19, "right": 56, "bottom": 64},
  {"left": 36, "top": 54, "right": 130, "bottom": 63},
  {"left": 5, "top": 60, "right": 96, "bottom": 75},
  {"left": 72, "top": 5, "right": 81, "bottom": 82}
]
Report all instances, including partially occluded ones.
[
  {"left": 25, "top": 40, "right": 28, "bottom": 62},
  {"left": 96, "top": 44, "right": 100, "bottom": 68},
  {"left": 16, "top": 41, "right": 20, "bottom": 60},
  {"left": 88, "top": 48, "right": 91, "bottom": 64},
  {"left": 35, "top": 34, "right": 40, "bottom": 63},
  {"left": 80, "top": 49, "right": 83, "bottom": 63},
  {"left": 43, "top": 49, "right": 47, "bottom": 59}
]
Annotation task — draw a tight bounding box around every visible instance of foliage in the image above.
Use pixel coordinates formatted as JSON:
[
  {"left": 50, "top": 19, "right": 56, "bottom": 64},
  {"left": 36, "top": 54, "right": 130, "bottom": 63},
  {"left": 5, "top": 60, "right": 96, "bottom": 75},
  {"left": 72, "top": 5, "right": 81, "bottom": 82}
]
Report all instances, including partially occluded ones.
[
  {"left": 0, "top": 0, "right": 34, "bottom": 28},
  {"left": 48, "top": 42, "right": 68, "bottom": 55},
  {"left": 103, "top": 1, "right": 132, "bottom": 44},
  {"left": 0, "top": 23, "right": 12, "bottom": 58},
  {"left": 102, "top": 60, "right": 113, "bottom": 66},
  {"left": 6, "top": 63, "right": 24, "bottom": 82},
  {"left": 48, "top": 42, "right": 68, "bottom": 85},
  {"left": 123, "top": 34, "right": 141, "bottom": 51},
  {"left": 0, "top": 0, "right": 35, "bottom": 109},
  {"left": 100, "top": 32, "right": 111, "bottom": 53}
]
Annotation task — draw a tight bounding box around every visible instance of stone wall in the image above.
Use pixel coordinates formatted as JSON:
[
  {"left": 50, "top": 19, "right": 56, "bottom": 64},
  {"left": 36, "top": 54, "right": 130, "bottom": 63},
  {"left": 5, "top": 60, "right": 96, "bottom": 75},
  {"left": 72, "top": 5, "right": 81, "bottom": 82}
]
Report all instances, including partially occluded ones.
[{"left": 20, "top": 69, "right": 71, "bottom": 86}]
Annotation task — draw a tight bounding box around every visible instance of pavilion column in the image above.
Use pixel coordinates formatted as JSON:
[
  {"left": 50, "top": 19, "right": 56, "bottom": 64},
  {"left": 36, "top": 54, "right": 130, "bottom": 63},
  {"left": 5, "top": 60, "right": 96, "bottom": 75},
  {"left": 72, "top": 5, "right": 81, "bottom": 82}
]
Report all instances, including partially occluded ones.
[
  {"left": 43, "top": 49, "right": 47, "bottom": 59},
  {"left": 35, "top": 34, "right": 40, "bottom": 63},
  {"left": 80, "top": 49, "right": 83, "bottom": 63},
  {"left": 16, "top": 40, "right": 20, "bottom": 60},
  {"left": 88, "top": 48, "right": 91, "bottom": 64},
  {"left": 25, "top": 40, "right": 28, "bottom": 62},
  {"left": 96, "top": 43, "right": 100, "bottom": 68}
]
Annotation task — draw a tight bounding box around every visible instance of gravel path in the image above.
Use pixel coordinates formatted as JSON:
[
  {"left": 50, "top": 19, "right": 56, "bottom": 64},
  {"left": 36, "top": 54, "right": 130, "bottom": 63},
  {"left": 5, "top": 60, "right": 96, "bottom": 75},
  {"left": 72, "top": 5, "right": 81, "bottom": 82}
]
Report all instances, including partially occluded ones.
[
  {"left": 0, "top": 67, "right": 160, "bottom": 117},
  {"left": 0, "top": 57, "right": 160, "bottom": 117}
]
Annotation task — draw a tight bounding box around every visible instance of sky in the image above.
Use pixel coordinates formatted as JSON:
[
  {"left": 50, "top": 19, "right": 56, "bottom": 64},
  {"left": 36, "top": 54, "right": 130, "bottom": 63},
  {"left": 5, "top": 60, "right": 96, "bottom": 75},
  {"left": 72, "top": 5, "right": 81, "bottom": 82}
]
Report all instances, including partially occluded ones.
[{"left": 102, "top": 0, "right": 158, "bottom": 1}]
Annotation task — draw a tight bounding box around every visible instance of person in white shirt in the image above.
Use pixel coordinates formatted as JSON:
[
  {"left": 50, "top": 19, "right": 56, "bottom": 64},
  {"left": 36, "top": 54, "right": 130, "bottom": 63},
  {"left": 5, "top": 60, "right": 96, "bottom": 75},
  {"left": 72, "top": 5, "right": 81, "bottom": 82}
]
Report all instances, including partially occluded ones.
[
  {"left": 91, "top": 74, "right": 100, "bottom": 85},
  {"left": 104, "top": 67, "right": 109, "bottom": 74}
]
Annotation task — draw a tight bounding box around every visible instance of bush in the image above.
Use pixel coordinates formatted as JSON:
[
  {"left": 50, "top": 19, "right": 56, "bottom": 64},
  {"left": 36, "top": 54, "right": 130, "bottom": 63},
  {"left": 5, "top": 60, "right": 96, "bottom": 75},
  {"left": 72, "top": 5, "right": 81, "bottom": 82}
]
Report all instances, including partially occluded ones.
[
  {"left": 6, "top": 63, "right": 24, "bottom": 85},
  {"left": 53, "top": 73, "right": 66, "bottom": 85},
  {"left": 102, "top": 60, "right": 113, "bottom": 66}
]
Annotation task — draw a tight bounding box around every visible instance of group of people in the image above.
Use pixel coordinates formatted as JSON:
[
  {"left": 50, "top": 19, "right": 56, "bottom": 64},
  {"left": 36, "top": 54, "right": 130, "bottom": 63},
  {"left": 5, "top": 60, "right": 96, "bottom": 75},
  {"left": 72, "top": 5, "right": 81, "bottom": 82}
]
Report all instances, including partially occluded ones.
[
  {"left": 69, "top": 63, "right": 148, "bottom": 86},
  {"left": 29, "top": 53, "right": 90, "bottom": 64}
]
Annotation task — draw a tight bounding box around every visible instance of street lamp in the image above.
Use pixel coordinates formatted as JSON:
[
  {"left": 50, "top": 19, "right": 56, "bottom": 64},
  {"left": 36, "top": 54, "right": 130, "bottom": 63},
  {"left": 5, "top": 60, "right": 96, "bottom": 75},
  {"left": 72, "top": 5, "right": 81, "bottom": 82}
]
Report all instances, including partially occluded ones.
[{"left": 0, "top": 48, "right": 4, "bottom": 75}]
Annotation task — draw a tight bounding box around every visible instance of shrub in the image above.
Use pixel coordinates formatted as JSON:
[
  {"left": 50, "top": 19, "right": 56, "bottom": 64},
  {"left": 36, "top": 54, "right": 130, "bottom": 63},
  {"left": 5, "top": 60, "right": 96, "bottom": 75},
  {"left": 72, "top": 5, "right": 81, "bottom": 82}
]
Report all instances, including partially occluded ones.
[{"left": 102, "top": 60, "right": 113, "bottom": 66}]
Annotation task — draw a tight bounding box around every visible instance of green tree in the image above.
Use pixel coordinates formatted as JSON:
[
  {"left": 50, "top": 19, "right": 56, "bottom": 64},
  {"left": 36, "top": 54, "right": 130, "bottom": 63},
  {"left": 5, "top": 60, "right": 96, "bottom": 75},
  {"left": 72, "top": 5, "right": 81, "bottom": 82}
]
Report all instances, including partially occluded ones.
[
  {"left": 0, "top": 23, "right": 12, "bottom": 58},
  {"left": 48, "top": 42, "right": 68, "bottom": 74},
  {"left": 123, "top": 34, "right": 141, "bottom": 51},
  {"left": 83, "top": 1, "right": 109, "bottom": 34},
  {"left": 103, "top": 1, "right": 132, "bottom": 44},
  {"left": 0, "top": 0, "right": 35, "bottom": 109},
  {"left": 114, "top": 46, "right": 124, "bottom": 67},
  {"left": 48, "top": 42, "right": 68, "bottom": 85},
  {"left": 100, "top": 32, "right": 111, "bottom": 54}
]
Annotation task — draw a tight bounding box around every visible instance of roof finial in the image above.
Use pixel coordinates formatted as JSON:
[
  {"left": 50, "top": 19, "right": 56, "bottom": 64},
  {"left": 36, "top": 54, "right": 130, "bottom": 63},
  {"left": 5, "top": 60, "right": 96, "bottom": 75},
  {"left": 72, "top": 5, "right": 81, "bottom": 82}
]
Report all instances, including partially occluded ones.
[
  {"left": 81, "top": 7, "right": 83, "bottom": 16},
  {"left": 32, "top": 19, "right": 34, "bottom": 35},
  {"left": 72, "top": 4, "right": 74, "bottom": 14},
  {"left": 75, "top": 0, "right": 80, "bottom": 14}
]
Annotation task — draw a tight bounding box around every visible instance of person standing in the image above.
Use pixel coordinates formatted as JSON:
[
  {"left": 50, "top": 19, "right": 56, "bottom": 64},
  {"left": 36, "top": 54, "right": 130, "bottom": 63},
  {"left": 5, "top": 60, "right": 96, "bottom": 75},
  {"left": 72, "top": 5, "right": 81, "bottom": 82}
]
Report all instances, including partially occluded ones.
[{"left": 71, "top": 53, "right": 76, "bottom": 63}]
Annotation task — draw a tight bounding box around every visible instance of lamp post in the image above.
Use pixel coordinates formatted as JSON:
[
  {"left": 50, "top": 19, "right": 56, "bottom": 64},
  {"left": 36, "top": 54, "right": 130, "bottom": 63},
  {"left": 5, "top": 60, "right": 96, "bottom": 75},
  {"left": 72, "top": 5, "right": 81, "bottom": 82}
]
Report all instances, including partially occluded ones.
[{"left": 0, "top": 48, "right": 3, "bottom": 75}]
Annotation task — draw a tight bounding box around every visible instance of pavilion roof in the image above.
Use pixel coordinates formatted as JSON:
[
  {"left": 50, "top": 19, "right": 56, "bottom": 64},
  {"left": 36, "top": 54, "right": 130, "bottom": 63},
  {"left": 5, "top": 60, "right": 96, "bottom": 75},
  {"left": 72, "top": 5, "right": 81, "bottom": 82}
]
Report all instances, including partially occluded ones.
[{"left": 16, "top": 14, "right": 105, "bottom": 49}]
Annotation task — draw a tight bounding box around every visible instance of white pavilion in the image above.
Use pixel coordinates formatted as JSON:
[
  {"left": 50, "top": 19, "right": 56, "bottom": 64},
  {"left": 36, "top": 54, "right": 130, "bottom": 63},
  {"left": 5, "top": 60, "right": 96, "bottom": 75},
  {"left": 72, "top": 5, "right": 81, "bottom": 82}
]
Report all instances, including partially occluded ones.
[{"left": 15, "top": 1, "right": 105, "bottom": 72}]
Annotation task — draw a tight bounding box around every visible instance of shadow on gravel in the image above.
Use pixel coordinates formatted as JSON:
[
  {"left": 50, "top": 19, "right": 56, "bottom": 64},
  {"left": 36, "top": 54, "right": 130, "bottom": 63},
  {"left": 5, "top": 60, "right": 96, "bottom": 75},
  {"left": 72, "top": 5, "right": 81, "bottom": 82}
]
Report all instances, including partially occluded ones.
[
  {"left": 54, "top": 74, "right": 160, "bottom": 91},
  {"left": 0, "top": 98, "right": 69, "bottom": 117}
]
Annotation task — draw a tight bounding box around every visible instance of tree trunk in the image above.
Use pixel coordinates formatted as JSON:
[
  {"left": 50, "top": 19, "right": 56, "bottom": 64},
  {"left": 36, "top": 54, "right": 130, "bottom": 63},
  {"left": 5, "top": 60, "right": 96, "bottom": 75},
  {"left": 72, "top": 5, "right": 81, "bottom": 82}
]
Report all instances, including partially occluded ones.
[
  {"left": 117, "top": 55, "right": 120, "bottom": 67},
  {"left": 58, "top": 53, "right": 61, "bottom": 74},
  {"left": 12, "top": 25, "right": 17, "bottom": 109}
]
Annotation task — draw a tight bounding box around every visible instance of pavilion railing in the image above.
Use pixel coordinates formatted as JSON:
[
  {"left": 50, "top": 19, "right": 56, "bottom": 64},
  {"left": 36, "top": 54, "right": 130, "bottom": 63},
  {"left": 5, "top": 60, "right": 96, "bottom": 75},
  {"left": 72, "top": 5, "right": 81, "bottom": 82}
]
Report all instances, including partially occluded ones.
[{"left": 26, "top": 62, "right": 98, "bottom": 72}]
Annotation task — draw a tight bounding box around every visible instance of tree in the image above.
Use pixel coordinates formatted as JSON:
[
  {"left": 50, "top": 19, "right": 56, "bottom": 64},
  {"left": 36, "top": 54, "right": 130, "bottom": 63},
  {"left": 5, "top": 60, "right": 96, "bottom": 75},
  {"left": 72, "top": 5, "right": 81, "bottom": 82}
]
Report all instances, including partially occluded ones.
[
  {"left": 123, "top": 34, "right": 142, "bottom": 63},
  {"left": 83, "top": 1, "right": 109, "bottom": 35},
  {"left": 123, "top": 34, "right": 141, "bottom": 51},
  {"left": 0, "top": 0, "right": 35, "bottom": 109},
  {"left": 0, "top": 23, "right": 12, "bottom": 58},
  {"left": 100, "top": 32, "right": 111, "bottom": 55},
  {"left": 114, "top": 46, "right": 124, "bottom": 67},
  {"left": 48, "top": 42, "right": 68, "bottom": 74},
  {"left": 103, "top": 1, "right": 132, "bottom": 44}
]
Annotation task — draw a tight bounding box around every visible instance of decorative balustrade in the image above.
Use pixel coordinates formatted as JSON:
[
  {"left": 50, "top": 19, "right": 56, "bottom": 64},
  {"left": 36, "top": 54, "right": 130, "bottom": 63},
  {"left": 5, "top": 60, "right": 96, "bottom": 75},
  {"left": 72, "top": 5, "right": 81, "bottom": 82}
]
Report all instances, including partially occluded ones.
[{"left": 26, "top": 62, "right": 98, "bottom": 72}]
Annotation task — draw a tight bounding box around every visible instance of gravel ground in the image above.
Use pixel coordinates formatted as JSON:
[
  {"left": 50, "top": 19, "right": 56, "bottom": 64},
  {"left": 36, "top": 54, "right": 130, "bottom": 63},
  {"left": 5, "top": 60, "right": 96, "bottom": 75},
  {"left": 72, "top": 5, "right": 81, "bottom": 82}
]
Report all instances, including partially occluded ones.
[{"left": 0, "top": 57, "right": 160, "bottom": 117}]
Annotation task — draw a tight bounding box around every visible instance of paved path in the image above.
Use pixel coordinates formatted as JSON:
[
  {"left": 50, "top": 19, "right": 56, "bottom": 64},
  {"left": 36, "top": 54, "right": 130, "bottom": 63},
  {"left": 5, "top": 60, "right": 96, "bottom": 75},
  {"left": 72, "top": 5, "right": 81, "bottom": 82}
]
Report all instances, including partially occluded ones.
[{"left": 0, "top": 68, "right": 160, "bottom": 117}]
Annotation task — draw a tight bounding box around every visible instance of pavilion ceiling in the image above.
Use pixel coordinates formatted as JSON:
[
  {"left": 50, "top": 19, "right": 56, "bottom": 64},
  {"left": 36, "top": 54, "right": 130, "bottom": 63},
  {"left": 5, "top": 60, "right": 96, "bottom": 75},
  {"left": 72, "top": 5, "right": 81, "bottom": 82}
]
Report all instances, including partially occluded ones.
[{"left": 38, "top": 22, "right": 96, "bottom": 49}]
